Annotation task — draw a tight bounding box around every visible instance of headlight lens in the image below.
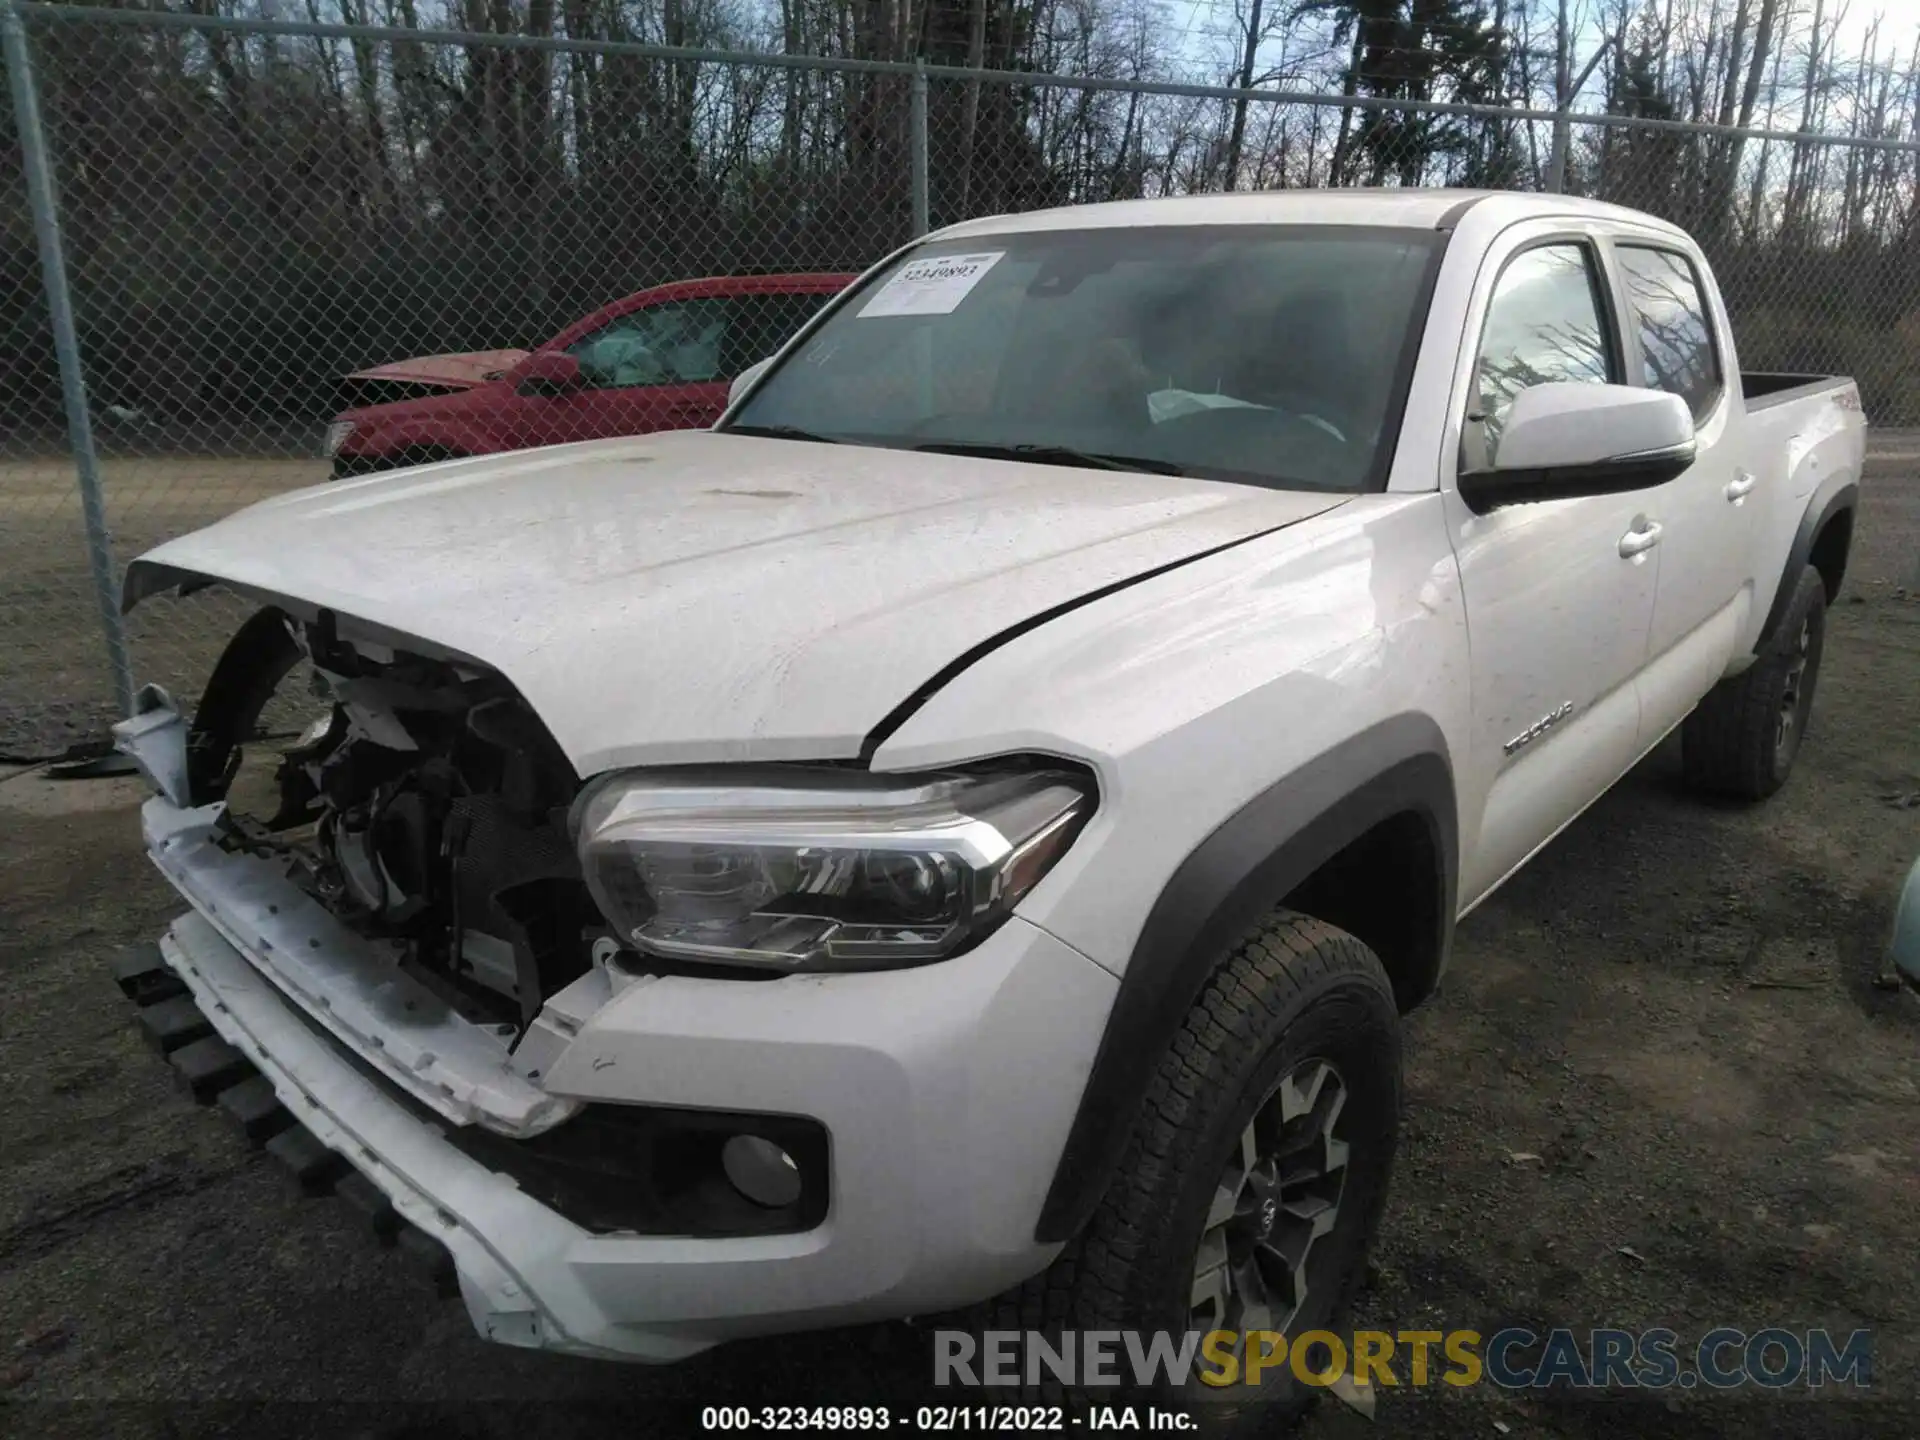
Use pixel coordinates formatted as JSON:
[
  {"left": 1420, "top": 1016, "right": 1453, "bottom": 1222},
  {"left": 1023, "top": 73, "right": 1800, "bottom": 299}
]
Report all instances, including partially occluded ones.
[
  {"left": 323, "top": 420, "right": 355, "bottom": 457},
  {"left": 574, "top": 765, "right": 1093, "bottom": 971}
]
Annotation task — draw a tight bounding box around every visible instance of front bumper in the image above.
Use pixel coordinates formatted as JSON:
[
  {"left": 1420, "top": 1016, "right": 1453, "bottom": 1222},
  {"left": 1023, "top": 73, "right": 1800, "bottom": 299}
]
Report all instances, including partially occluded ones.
[{"left": 135, "top": 798, "right": 1118, "bottom": 1361}]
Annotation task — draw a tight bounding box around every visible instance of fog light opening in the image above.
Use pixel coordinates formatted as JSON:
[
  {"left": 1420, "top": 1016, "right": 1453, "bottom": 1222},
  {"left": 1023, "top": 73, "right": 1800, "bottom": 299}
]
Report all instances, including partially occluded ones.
[{"left": 721, "top": 1134, "right": 804, "bottom": 1208}]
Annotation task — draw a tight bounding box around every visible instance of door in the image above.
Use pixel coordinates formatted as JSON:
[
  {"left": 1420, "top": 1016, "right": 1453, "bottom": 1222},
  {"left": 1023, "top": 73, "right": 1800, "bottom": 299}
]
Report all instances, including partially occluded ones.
[
  {"left": 1607, "top": 241, "right": 1754, "bottom": 735},
  {"left": 510, "top": 296, "right": 737, "bottom": 447},
  {"left": 1449, "top": 236, "right": 1663, "bottom": 905}
]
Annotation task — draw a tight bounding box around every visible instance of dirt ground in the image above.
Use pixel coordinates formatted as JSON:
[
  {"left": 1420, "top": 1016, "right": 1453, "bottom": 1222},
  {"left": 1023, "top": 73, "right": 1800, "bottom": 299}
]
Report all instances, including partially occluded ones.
[
  {"left": 2, "top": 441, "right": 1919, "bottom": 1440},
  {"left": 0, "top": 454, "right": 332, "bottom": 759}
]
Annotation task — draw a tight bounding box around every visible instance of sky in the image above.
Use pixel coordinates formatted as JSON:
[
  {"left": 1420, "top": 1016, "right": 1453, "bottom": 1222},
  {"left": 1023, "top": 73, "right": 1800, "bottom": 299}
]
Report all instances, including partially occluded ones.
[
  {"left": 1162, "top": 0, "right": 1920, "bottom": 117},
  {"left": 1832, "top": 1, "right": 1920, "bottom": 61}
]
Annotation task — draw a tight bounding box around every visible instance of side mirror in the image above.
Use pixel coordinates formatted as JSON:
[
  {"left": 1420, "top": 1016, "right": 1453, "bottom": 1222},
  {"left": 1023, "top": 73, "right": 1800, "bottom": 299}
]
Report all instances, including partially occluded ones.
[
  {"left": 514, "top": 351, "right": 584, "bottom": 397},
  {"left": 1459, "top": 383, "right": 1695, "bottom": 513},
  {"left": 728, "top": 356, "right": 775, "bottom": 408}
]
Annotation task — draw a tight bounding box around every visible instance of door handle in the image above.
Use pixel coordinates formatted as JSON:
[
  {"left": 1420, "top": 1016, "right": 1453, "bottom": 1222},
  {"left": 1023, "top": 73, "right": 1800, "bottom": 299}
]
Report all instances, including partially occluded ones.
[
  {"left": 1618, "top": 520, "right": 1664, "bottom": 557},
  {"left": 1726, "top": 470, "right": 1757, "bottom": 501}
]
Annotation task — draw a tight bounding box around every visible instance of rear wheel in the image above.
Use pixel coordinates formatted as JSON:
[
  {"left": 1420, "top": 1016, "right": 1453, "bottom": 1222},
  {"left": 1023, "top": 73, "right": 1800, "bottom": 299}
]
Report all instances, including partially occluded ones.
[
  {"left": 976, "top": 911, "right": 1401, "bottom": 1431},
  {"left": 1682, "top": 564, "right": 1827, "bottom": 801}
]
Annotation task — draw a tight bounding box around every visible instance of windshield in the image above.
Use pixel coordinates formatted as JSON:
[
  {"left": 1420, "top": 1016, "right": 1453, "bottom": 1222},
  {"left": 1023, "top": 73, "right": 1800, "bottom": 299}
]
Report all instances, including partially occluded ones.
[{"left": 726, "top": 225, "right": 1443, "bottom": 492}]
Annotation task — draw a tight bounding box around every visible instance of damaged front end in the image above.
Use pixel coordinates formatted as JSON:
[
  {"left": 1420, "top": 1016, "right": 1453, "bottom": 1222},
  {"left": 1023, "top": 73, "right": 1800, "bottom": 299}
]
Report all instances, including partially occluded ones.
[
  {"left": 116, "top": 605, "right": 617, "bottom": 1138},
  {"left": 107, "top": 582, "right": 1121, "bottom": 1354},
  {"left": 115, "top": 583, "right": 1098, "bottom": 1278}
]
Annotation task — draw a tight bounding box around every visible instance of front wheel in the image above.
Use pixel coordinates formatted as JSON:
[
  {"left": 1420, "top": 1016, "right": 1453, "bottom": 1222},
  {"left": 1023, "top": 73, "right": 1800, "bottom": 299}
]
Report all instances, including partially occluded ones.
[{"left": 981, "top": 911, "right": 1402, "bottom": 1428}]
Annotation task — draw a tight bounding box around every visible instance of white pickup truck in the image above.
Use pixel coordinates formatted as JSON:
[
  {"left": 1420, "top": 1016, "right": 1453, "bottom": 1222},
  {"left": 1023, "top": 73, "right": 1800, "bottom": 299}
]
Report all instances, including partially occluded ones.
[{"left": 112, "top": 190, "right": 1863, "bottom": 1407}]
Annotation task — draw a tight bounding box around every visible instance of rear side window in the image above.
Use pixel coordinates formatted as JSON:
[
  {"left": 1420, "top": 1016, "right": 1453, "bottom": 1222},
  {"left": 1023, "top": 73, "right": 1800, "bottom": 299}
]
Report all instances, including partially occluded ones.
[
  {"left": 1469, "top": 242, "right": 1616, "bottom": 455},
  {"left": 1615, "top": 246, "right": 1722, "bottom": 419}
]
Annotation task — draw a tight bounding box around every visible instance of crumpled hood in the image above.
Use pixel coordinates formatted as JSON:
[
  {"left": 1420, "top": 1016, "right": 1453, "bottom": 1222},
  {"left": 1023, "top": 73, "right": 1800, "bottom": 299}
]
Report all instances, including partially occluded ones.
[
  {"left": 345, "top": 348, "right": 529, "bottom": 390},
  {"left": 126, "top": 431, "right": 1347, "bottom": 774}
]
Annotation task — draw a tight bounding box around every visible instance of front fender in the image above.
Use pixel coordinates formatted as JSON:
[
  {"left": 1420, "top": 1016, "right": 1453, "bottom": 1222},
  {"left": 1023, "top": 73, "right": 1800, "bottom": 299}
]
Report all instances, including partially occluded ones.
[{"left": 1032, "top": 714, "right": 1457, "bottom": 1244}]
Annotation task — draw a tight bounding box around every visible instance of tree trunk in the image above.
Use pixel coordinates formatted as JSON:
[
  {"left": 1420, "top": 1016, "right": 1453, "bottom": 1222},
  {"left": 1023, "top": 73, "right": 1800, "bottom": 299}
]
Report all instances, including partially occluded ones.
[
  {"left": 1784, "top": 0, "right": 1826, "bottom": 242},
  {"left": 1711, "top": 0, "right": 1781, "bottom": 239},
  {"left": 1329, "top": 23, "right": 1365, "bottom": 186},
  {"left": 1224, "top": 0, "right": 1265, "bottom": 191},
  {"left": 780, "top": 0, "right": 803, "bottom": 176},
  {"left": 957, "top": 0, "right": 988, "bottom": 213}
]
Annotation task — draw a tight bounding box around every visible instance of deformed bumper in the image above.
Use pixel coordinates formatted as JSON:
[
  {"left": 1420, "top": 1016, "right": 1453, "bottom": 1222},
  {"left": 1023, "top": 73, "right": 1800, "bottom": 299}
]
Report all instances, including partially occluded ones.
[
  {"left": 142, "top": 798, "right": 568, "bottom": 1136},
  {"left": 140, "top": 867, "right": 1117, "bottom": 1360}
]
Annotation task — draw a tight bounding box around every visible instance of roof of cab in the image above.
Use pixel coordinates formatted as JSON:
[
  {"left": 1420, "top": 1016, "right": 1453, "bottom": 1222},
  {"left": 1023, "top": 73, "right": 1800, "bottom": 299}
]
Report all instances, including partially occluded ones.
[{"left": 932, "top": 187, "right": 1685, "bottom": 241}]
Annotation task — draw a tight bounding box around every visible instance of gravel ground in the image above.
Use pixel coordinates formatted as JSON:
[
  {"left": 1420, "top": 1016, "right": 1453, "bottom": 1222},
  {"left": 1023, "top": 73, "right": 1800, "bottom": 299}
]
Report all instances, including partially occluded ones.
[
  {"left": 2, "top": 440, "right": 1918, "bottom": 1440},
  {"left": 0, "top": 454, "right": 330, "bottom": 759}
]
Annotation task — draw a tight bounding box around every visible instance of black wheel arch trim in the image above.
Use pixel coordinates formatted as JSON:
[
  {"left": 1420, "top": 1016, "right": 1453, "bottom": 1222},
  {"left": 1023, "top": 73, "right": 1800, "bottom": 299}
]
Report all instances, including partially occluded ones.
[
  {"left": 1759, "top": 481, "right": 1856, "bottom": 643},
  {"left": 1033, "top": 713, "right": 1457, "bottom": 1244}
]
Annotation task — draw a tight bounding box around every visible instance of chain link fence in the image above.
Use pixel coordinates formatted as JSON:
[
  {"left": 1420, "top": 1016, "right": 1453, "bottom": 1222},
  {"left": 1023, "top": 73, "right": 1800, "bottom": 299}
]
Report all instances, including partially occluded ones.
[{"left": 4, "top": 2, "right": 1918, "bottom": 757}]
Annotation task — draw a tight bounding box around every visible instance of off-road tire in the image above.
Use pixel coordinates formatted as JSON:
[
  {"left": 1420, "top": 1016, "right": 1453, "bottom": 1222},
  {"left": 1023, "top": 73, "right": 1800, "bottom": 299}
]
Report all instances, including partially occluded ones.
[
  {"left": 970, "top": 911, "right": 1401, "bottom": 1433},
  {"left": 1682, "top": 565, "right": 1827, "bottom": 801}
]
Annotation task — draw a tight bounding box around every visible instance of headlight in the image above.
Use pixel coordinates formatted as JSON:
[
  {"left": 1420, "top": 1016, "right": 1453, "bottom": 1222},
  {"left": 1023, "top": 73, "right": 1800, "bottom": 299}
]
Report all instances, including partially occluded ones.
[
  {"left": 573, "top": 764, "right": 1093, "bottom": 972},
  {"left": 323, "top": 420, "right": 355, "bottom": 457}
]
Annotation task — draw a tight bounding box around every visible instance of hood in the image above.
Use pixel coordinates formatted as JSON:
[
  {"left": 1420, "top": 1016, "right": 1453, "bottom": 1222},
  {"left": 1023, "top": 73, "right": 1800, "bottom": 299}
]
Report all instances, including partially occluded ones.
[
  {"left": 126, "top": 432, "right": 1348, "bottom": 774},
  {"left": 345, "top": 348, "right": 530, "bottom": 390}
]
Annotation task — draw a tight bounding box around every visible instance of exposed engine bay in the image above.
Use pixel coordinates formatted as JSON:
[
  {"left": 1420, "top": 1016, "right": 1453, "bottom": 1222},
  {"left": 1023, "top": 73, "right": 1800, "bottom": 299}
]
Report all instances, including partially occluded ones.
[{"left": 192, "top": 606, "right": 602, "bottom": 1033}]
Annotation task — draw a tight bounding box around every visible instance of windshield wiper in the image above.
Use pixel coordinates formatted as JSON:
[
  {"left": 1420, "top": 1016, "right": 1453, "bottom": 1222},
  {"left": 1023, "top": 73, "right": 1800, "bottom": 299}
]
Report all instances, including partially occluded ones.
[
  {"left": 723, "top": 423, "right": 841, "bottom": 444},
  {"left": 911, "top": 440, "right": 1186, "bottom": 476}
]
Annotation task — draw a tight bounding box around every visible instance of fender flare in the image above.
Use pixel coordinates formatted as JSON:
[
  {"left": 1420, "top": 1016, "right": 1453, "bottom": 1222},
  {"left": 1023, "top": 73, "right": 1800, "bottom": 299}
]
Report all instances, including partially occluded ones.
[
  {"left": 1759, "top": 482, "right": 1856, "bottom": 643},
  {"left": 1032, "top": 714, "right": 1458, "bottom": 1244}
]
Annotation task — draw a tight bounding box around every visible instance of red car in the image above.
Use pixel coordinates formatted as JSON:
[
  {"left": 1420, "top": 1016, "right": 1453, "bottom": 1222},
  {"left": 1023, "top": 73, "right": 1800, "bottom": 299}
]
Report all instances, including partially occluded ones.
[{"left": 325, "top": 272, "right": 855, "bottom": 477}]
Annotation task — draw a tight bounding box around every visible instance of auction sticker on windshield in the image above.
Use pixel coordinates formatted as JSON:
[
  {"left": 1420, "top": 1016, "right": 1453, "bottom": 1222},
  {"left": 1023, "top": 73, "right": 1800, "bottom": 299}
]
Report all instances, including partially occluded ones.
[{"left": 858, "top": 252, "right": 1004, "bottom": 317}]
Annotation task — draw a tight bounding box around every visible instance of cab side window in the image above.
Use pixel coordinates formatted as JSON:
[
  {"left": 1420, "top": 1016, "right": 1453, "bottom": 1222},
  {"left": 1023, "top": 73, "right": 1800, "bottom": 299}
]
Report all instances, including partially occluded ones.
[
  {"left": 1615, "top": 246, "right": 1722, "bottom": 420},
  {"left": 1468, "top": 243, "right": 1616, "bottom": 462},
  {"left": 565, "top": 298, "right": 731, "bottom": 389}
]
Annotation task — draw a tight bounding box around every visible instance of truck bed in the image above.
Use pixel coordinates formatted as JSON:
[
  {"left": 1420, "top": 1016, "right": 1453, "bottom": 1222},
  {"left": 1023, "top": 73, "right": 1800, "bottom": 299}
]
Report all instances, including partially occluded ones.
[
  {"left": 1743, "top": 371, "right": 1853, "bottom": 410},
  {"left": 1734, "top": 370, "right": 1864, "bottom": 659}
]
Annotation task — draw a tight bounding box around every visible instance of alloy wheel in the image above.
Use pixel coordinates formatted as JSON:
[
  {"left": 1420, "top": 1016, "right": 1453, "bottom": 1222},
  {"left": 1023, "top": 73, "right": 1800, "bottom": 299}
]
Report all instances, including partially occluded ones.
[{"left": 1189, "top": 1059, "right": 1350, "bottom": 1341}]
